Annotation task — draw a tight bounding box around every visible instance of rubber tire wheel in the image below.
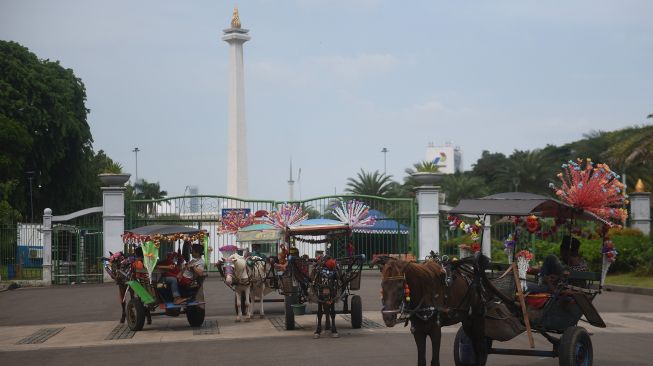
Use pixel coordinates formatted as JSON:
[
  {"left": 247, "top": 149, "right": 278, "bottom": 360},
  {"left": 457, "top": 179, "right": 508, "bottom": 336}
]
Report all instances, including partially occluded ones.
[
  {"left": 284, "top": 294, "right": 296, "bottom": 330},
  {"left": 186, "top": 306, "right": 205, "bottom": 327},
  {"left": 558, "top": 326, "right": 593, "bottom": 366},
  {"left": 127, "top": 297, "right": 146, "bottom": 331},
  {"left": 350, "top": 295, "right": 363, "bottom": 329},
  {"left": 453, "top": 327, "right": 489, "bottom": 366}
]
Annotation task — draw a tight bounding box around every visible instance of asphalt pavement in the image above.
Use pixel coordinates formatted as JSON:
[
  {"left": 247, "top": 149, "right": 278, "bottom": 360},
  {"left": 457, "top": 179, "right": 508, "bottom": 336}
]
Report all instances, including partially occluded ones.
[{"left": 1, "top": 271, "right": 652, "bottom": 366}]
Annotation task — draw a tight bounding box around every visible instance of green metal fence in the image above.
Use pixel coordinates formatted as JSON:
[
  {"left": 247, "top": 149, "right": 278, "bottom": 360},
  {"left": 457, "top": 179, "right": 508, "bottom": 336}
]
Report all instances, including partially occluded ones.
[
  {"left": 0, "top": 224, "right": 44, "bottom": 280},
  {"left": 127, "top": 194, "right": 416, "bottom": 267}
]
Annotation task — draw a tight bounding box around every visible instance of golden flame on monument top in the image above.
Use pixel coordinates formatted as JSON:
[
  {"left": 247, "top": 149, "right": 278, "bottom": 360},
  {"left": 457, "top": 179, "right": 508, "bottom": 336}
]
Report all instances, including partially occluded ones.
[
  {"left": 635, "top": 178, "right": 646, "bottom": 193},
  {"left": 231, "top": 6, "right": 241, "bottom": 28}
]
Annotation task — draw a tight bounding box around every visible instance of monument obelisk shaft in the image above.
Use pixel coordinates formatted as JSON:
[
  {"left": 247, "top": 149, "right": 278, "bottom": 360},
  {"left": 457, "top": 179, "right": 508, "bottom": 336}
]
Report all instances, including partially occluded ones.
[{"left": 223, "top": 7, "right": 250, "bottom": 197}]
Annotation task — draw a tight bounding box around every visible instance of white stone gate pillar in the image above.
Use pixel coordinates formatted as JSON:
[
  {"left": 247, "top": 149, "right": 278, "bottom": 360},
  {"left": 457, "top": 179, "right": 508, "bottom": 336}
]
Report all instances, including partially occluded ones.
[
  {"left": 630, "top": 180, "right": 650, "bottom": 236},
  {"left": 415, "top": 186, "right": 440, "bottom": 260},
  {"left": 481, "top": 214, "right": 492, "bottom": 260},
  {"left": 42, "top": 208, "right": 52, "bottom": 285},
  {"left": 99, "top": 174, "right": 130, "bottom": 281}
]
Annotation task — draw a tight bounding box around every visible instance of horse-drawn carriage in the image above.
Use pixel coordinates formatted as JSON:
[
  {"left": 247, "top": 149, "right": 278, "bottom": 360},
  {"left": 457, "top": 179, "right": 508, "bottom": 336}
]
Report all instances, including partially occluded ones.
[
  {"left": 377, "top": 159, "right": 626, "bottom": 366},
  {"left": 214, "top": 201, "right": 374, "bottom": 336},
  {"left": 447, "top": 192, "right": 613, "bottom": 366},
  {"left": 105, "top": 225, "right": 209, "bottom": 331},
  {"left": 276, "top": 218, "right": 366, "bottom": 334}
]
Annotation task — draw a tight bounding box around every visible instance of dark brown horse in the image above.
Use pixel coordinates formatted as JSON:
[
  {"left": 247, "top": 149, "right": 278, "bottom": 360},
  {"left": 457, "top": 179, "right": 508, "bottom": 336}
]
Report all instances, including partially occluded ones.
[{"left": 374, "top": 256, "right": 487, "bottom": 366}]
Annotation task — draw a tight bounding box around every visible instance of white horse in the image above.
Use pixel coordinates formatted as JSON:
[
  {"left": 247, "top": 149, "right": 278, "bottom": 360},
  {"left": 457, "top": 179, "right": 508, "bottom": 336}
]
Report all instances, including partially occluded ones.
[{"left": 223, "top": 254, "right": 268, "bottom": 322}]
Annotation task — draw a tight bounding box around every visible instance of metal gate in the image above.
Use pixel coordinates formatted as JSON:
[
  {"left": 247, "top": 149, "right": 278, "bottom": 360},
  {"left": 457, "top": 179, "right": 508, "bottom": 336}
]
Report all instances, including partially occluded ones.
[
  {"left": 52, "top": 211, "right": 103, "bottom": 285},
  {"left": 127, "top": 194, "right": 416, "bottom": 267},
  {"left": 0, "top": 224, "right": 44, "bottom": 280},
  {"left": 52, "top": 226, "right": 103, "bottom": 284}
]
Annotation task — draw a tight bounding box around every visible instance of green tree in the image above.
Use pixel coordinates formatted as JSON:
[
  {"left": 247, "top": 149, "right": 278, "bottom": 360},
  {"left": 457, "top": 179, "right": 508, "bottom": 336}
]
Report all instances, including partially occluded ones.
[
  {"left": 345, "top": 169, "right": 395, "bottom": 197},
  {"left": 605, "top": 123, "right": 653, "bottom": 190},
  {"left": 496, "top": 150, "right": 553, "bottom": 194},
  {"left": 132, "top": 180, "right": 168, "bottom": 216},
  {"left": 441, "top": 173, "right": 489, "bottom": 205},
  {"left": 471, "top": 151, "right": 512, "bottom": 193},
  {"left": 0, "top": 41, "right": 98, "bottom": 217}
]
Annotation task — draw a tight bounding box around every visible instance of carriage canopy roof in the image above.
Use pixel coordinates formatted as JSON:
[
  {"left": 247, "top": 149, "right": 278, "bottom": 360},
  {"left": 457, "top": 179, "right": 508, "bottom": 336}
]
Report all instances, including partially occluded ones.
[
  {"left": 236, "top": 223, "right": 282, "bottom": 242},
  {"left": 125, "top": 224, "right": 206, "bottom": 236},
  {"left": 287, "top": 218, "right": 351, "bottom": 235},
  {"left": 449, "top": 192, "right": 609, "bottom": 224}
]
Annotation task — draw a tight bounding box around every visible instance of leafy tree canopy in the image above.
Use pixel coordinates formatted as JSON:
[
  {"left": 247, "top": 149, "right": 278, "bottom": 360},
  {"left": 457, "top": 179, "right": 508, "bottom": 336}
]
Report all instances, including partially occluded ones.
[{"left": 0, "top": 41, "right": 128, "bottom": 222}]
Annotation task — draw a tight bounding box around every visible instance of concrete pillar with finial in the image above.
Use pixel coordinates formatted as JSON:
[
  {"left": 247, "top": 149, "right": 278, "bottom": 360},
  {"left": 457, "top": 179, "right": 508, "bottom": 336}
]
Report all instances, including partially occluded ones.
[{"left": 630, "top": 179, "right": 651, "bottom": 235}]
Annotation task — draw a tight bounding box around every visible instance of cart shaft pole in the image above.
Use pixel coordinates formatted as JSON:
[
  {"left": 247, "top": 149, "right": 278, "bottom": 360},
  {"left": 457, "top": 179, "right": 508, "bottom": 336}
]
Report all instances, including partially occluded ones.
[{"left": 512, "top": 262, "right": 535, "bottom": 348}]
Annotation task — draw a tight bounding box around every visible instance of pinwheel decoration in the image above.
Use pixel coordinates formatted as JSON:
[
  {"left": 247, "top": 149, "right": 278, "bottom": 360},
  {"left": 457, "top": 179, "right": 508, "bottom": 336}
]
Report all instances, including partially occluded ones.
[
  {"left": 219, "top": 210, "right": 254, "bottom": 234},
  {"left": 263, "top": 203, "right": 308, "bottom": 230},
  {"left": 551, "top": 158, "right": 628, "bottom": 225},
  {"left": 331, "top": 200, "right": 376, "bottom": 228}
]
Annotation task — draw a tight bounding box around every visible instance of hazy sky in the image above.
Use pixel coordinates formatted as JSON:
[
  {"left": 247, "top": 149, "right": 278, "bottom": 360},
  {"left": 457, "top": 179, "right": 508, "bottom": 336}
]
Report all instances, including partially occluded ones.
[{"left": 1, "top": 0, "right": 652, "bottom": 200}]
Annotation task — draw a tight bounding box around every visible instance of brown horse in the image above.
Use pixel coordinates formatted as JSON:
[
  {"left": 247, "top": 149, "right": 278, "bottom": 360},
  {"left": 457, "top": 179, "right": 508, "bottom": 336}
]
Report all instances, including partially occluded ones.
[{"left": 374, "top": 255, "right": 488, "bottom": 366}]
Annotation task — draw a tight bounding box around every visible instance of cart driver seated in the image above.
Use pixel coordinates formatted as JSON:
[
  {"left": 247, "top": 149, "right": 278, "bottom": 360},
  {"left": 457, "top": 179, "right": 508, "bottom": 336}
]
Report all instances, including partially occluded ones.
[{"left": 527, "top": 236, "right": 577, "bottom": 293}]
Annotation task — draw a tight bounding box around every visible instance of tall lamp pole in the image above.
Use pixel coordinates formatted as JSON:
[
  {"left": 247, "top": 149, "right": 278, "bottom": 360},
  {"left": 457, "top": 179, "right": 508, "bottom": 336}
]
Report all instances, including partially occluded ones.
[
  {"left": 132, "top": 147, "right": 140, "bottom": 187},
  {"left": 381, "top": 147, "right": 389, "bottom": 175},
  {"left": 26, "top": 171, "right": 35, "bottom": 223}
]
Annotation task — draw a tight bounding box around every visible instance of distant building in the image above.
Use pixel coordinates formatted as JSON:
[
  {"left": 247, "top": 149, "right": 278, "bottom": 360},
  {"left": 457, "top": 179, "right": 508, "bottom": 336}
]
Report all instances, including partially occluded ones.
[
  {"left": 189, "top": 186, "right": 199, "bottom": 213},
  {"left": 425, "top": 142, "right": 463, "bottom": 174}
]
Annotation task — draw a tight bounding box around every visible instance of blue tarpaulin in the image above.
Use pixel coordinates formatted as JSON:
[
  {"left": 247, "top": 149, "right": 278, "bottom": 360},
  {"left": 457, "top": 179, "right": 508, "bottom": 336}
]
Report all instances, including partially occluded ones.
[{"left": 353, "top": 210, "right": 409, "bottom": 234}]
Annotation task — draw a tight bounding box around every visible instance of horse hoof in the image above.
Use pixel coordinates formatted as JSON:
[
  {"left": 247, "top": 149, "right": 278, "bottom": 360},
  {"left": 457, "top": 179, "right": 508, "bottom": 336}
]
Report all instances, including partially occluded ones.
[
  {"left": 244, "top": 317, "right": 251, "bottom": 322},
  {"left": 259, "top": 314, "right": 265, "bottom": 319},
  {"left": 235, "top": 318, "right": 241, "bottom": 322},
  {"left": 331, "top": 332, "right": 339, "bottom": 338},
  {"left": 313, "top": 333, "right": 321, "bottom": 339}
]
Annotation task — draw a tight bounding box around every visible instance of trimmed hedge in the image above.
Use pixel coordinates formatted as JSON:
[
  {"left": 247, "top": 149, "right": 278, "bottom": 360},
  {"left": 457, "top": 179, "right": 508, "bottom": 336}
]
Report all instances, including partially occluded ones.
[{"left": 444, "top": 232, "right": 653, "bottom": 276}]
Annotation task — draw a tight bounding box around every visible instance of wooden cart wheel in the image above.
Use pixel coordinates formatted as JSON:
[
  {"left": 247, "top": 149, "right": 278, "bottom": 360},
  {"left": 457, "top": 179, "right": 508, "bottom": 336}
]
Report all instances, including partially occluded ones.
[
  {"left": 558, "top": 326, "right": 593, "bottom": 366},
  {"left": 127, "top": 297, "right": 145, "bottom": 331},
  {"left": 453, "top": 327, "right": 490, "bottom": 366},
  {"left": 350, "top": 295, "right": 363, "bottom": 329}
]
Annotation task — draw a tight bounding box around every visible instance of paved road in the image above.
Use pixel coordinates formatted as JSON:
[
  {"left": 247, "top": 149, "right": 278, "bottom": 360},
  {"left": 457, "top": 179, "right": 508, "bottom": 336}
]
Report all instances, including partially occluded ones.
[
  {"left": 2, "top": 271, "right": 653, "bottom": 366},
  {"left": 2, "top": 271, "right": 653, "bottom": 326},
  {"left": 2, "top": 331, "right": 652, "bottom": 366}
]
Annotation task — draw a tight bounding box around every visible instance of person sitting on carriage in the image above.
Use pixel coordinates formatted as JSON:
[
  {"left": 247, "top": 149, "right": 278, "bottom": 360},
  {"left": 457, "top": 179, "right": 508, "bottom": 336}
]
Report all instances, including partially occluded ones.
[
  {"left": 157, "top": 252, "right": 187, "bottom": 305},
  {"left": 180, "top": 244, "right": 205, "bottom": 288},
  {"left": 527, "top": 235, "right": 573, "bottom": 293}
]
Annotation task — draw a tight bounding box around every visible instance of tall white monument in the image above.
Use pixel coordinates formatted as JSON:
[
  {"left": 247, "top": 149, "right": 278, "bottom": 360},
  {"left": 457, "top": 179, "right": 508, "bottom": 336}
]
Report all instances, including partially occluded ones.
[{"left": 223, "top": 7, "right": 250, "bottom": 197}]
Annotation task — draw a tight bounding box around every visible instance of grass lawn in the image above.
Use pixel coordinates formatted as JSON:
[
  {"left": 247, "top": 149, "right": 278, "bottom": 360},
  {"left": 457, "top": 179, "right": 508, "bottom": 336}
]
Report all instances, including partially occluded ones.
[{"left": 606, "top": 273, "right": 653, "bottom": 288}]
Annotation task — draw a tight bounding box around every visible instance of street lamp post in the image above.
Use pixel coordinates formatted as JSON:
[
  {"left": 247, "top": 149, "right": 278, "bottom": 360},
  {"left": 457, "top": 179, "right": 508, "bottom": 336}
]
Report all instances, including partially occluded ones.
[
  {"left": 381, "top": 147, "right": 389, "bottom": 175},
  {"left": 25, "top": 171, "right": 35, "bottom": 223},
  {"left": 132, "top": 147, "right": 140, "bottom": 188}
]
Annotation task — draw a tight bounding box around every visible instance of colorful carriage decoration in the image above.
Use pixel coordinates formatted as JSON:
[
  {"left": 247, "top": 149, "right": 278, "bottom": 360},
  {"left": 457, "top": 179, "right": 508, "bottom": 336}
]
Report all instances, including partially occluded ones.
[{"left": 446, "top": 159, "right": 627, "bottom": 366}]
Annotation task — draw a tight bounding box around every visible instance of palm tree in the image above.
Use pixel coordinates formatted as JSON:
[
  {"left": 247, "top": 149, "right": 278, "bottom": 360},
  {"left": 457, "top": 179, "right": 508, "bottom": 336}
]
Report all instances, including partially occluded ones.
[
  {"left": 134, "top": 180, "right": 168, "bottom": 215},
  {"left": 604, "top": 123, "right": 653, "bottom": 192},
  {"left": 404, "top": 161, "right": 440, "bottom": 176},
  {"left": 441, "top": 173, "right": 489, "bottom": 206},
  {"left": 345, "top": 169, "right": 395, "bottom": 197},
  {"left": 496, "top": 150, "right": 553, "bottom": 194},
  {"left": 606, "top": 124, "right": 653, "bottom": 169}
]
